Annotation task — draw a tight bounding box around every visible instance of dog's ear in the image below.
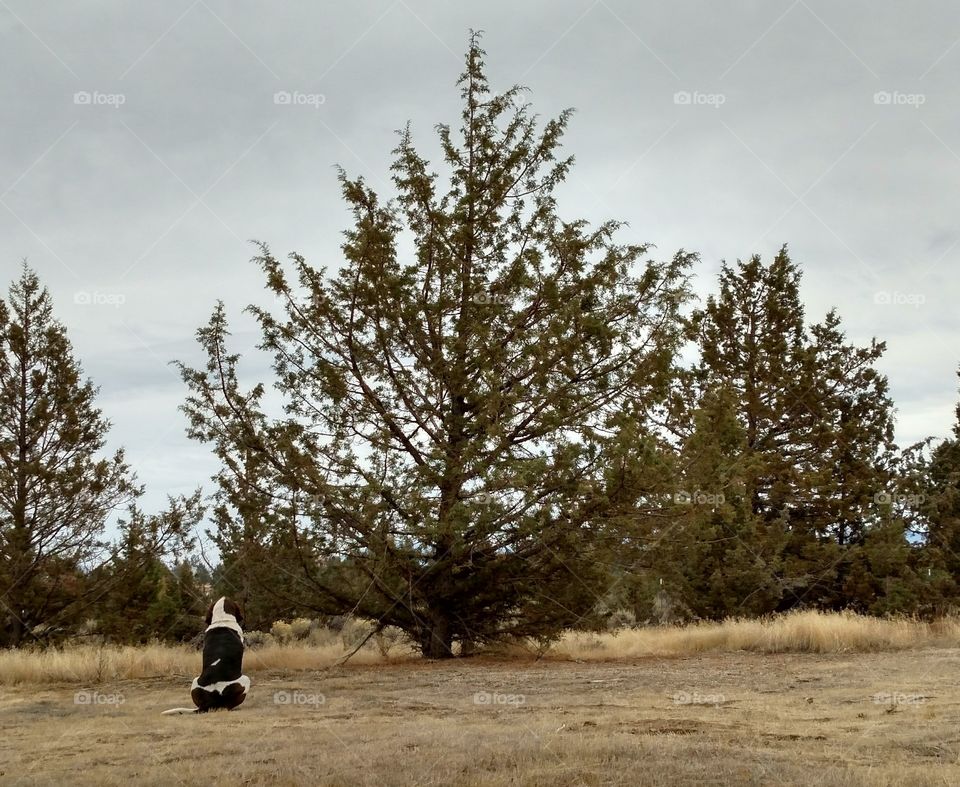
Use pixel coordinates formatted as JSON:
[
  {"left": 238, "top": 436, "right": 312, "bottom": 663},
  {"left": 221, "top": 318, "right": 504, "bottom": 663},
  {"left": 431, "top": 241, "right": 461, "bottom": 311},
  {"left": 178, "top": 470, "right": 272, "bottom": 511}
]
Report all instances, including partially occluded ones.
[
  {"left": 223, "top": 598, "right": 244, "bottom": 626},
  {"left": 204, "top": 601, "right": 215, "bottom": 626}
]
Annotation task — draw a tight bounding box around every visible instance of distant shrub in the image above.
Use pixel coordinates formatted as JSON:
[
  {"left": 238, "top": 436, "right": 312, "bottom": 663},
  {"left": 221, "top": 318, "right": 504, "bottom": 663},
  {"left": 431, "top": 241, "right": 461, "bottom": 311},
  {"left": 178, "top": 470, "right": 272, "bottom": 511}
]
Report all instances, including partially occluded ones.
[
  {"left": 326, "top": 615, "right": 348, "bottom": 632},
  {"left": 270, "top": 621, "right": 294, "bottom": 644},
  {"left": 607, "top": 608, "right": 637, "bottom": 631},
  {"left": 307, "top": 627, "right": 339, "bottom": 647},
  {"left": 243, "top": 630, "right": 276, "bottom": 649},
  {"left": 374, "top": 626, "right": 408, "bottom": 657},
  {"left": 289, "top": 618, "right": 313, "bottom": 640},
  {"left": 339, "top": 617, "right": 374, "bottom": 649}
]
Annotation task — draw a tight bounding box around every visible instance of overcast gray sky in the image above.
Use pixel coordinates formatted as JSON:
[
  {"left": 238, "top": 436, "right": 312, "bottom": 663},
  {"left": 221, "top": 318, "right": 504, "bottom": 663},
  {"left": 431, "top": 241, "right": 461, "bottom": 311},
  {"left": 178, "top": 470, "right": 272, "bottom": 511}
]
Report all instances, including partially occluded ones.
[{"left": 1, "top": 1, "right": 958, "bottom": 518}]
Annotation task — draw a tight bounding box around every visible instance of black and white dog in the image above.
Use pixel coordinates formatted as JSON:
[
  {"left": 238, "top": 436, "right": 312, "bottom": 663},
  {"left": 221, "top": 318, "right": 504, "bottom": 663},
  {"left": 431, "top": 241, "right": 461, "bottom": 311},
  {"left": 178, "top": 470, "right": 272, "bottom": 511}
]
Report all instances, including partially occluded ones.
[{"left": 162, "top": 597, "right": 251, "bottom": 715}]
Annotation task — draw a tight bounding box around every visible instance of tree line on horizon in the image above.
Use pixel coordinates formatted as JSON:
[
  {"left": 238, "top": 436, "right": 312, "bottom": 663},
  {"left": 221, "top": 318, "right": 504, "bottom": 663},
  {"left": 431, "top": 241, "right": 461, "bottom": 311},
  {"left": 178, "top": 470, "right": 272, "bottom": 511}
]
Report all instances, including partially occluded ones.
[{"left": 2, "top": 36, "right": 958, "bottom": 656}]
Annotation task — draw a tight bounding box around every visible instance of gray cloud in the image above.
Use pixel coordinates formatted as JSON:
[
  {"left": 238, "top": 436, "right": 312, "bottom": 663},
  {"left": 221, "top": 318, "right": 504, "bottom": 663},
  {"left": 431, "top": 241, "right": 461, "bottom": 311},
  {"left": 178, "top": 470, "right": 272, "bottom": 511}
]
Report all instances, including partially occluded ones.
[{"left": 2, "top": 0, "right": 958, "bottom": 518}]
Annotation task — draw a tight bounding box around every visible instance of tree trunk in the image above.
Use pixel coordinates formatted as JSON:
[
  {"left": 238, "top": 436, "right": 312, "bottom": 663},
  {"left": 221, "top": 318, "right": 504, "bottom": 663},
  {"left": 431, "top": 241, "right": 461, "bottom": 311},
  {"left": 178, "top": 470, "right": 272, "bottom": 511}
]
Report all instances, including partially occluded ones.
[
  {"left": 6, "top": 616, "right": 25, "bottom": 649},
  {"left": 420, "top": 610, "right": 454, "bottom": 659}
]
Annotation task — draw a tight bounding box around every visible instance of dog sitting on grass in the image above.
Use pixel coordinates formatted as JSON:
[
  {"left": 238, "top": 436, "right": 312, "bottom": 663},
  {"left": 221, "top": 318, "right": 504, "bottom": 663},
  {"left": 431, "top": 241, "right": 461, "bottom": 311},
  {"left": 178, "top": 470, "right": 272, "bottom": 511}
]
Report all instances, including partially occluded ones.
[{"left": 162, "top": 597, "right": 251, "bottom": 715}]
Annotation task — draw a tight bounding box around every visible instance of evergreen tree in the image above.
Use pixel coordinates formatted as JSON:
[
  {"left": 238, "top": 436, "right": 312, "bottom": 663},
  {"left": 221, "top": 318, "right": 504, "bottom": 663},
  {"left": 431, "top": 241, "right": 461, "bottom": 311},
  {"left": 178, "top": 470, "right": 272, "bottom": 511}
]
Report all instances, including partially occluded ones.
[
  {"left": 673, "top": 385, "right": 783, "bottom": 618},
  {"left": 91, "top": 494, "right": 204, "bottom": 644},
  {"left": 913, "top": 370, "right": 960, "bottom": 611},
  {"left": 0, "top": 265, "right": 136, "bottom": 646},
  {"left": 205, "top": 459, "right": 325, "bottom": 631},
  {"left": 178, "top": 35, "right": 692, "bottom": 657},
  {"left": 682, "top": 248, "right": 895, "bottom": 611}
]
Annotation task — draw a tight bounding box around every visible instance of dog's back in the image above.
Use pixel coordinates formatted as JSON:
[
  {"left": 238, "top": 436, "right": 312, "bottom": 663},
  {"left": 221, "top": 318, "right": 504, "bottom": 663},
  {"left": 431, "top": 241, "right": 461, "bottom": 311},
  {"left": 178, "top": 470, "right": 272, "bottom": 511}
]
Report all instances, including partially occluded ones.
[
  {"left": 197, "top": 627, "right": 244, "bottom": 685},
  {"left": 163, "top": 597, "right": 251, "bottom": 715}
]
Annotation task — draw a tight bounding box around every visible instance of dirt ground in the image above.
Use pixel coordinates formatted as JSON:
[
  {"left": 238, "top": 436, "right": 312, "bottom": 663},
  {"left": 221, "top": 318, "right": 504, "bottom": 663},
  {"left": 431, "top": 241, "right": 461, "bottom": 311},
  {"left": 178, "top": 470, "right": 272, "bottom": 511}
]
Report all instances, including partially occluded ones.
[{"left": 2, "top": 648, "right": 959, "bottom": 786}]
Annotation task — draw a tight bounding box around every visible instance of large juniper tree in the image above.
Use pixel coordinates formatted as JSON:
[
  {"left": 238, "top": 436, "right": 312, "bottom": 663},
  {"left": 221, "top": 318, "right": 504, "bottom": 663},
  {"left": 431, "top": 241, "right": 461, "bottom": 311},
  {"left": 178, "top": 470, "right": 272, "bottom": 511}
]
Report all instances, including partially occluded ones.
[
  {"left": 679, "top": 248, "right": 895, "bottom": 611},
  {"left": 179, "top": 36, "right": 692, "bottom": 657},
  {"left": 0, "top": 265, "right": 135, "bottom": 646}
]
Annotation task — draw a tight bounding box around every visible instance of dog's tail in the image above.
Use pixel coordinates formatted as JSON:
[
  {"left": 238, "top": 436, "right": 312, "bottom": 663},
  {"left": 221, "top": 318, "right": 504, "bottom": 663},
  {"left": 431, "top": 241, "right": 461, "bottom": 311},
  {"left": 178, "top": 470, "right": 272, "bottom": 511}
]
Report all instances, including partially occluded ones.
[{"left": 161, "top": 707, "right": 198, "bottom": 715}]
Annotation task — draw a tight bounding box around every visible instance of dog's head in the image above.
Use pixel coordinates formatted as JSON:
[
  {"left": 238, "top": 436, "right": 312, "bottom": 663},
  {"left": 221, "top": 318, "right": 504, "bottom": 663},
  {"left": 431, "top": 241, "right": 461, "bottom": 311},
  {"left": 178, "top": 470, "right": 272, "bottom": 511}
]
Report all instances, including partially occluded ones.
[{"left": 205, "top": 597, "right": 244, "bottom": 630}]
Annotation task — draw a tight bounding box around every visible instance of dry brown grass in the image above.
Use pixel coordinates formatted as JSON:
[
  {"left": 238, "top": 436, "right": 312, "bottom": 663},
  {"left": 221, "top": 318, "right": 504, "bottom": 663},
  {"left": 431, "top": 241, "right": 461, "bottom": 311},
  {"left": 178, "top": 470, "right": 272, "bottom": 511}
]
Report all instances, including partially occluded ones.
[
  {"left": 2, "top": 611, "right": 958, "bottom": 687},
  {"left": 2, "top": 648, "right": 960, "bottom": 785},
  {"left": 554, "top": 610, "right": 960, "bottom": 659},
  {"left": 0, "top": 640, "right": 416, "bottom": 686}
]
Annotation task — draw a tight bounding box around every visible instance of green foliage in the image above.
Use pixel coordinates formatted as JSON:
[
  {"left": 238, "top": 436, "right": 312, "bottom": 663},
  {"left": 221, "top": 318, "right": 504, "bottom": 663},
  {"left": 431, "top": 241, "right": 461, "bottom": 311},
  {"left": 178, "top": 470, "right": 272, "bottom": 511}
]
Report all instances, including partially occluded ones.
[
  {"left": 9, "top": 38, "right": 960, "bottom": 648},
  {"left": 0, "top": 265, "right": 207, "bottom": 647},
  {"left": 651, "top": 248, "right": 899, "bottom": 617},
  {"left": 178, "top": 34, "right": 693, "bottom": 657},
  {"left": 90, "top": 495, "right": 205, "bottom": 644},
  {"left": 904, "top": 372, "right": 960, "bottom": 614},
  {"left": 0, "top": 265, "right": 137, "bottom": 646}
]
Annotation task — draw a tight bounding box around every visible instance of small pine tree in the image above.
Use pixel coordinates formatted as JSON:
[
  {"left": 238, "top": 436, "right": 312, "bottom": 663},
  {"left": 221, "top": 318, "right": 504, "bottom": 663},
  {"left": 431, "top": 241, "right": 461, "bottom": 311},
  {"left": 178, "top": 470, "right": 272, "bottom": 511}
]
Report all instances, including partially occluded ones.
[
  {"left": 91, "top": 494, "right": 204, "bottom": 644},
  {"left": 0, "top": 265, "right": 137, "bottom": 646},
  {"left": 640, "top": 385, "right": 783, "bottom": 619}
]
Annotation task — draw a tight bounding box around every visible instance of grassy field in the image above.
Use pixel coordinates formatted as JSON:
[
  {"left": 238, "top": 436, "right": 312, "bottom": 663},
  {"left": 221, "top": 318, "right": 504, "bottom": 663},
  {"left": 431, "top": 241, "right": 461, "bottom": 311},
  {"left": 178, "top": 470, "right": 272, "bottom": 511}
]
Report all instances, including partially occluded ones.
[
  {"left": 2, "top": 619, "right": 960, "bottom": 785},
  {"left": 3, "top": 611, "right": 959, "bottom": 685}
]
